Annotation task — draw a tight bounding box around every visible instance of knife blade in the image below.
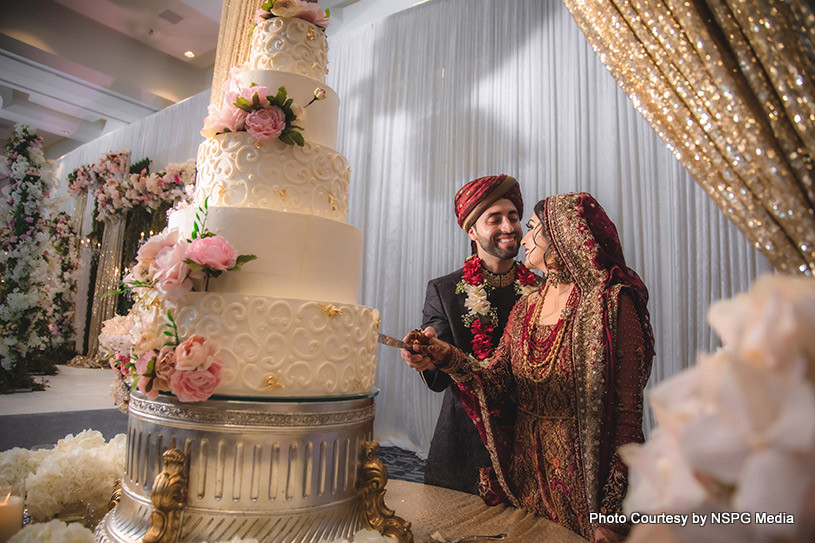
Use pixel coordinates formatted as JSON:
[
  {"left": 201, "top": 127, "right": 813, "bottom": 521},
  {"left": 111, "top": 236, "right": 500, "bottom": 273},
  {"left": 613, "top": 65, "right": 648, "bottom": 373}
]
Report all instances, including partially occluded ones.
[{"left": 377, "top": 332, "right": 409, "bottom": 350}]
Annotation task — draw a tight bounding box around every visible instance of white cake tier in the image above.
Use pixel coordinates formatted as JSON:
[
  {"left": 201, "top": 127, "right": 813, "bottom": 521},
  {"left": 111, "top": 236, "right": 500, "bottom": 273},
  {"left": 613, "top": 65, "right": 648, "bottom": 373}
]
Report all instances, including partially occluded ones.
[
  {"left": 170, "top": 293, "right": 380, "bottom": 398},
  {"left": 167, "top": 206, "right": 362, "bottom": 303},
  {"left": 248, "top": 17, "right": 328, "bottom": 83},
  {"left": 235, "top": 70, "right": 339, "bottom": 149},
  {"left": 195, "top": 132, "right": 350, "bottom": 222}
]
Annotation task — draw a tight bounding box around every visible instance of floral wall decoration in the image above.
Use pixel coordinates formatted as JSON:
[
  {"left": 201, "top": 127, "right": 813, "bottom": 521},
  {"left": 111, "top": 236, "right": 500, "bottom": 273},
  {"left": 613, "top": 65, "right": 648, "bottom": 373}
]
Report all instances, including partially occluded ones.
[
  {"left": 66, "top": 152, "right": 196, "bottom": 360},
  {"left": 47, "top": 211, "right": 80, "bottom": 359},
  {"left": 0, "top": 125, "right": 61, "bottom": 392}
]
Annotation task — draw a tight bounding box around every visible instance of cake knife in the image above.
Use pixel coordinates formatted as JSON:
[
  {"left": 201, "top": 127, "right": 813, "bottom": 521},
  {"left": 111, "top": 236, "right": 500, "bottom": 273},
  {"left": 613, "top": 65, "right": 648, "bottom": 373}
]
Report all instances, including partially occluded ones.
[{"left": 377, "top": 332, "right": 409, "bottom": 350}]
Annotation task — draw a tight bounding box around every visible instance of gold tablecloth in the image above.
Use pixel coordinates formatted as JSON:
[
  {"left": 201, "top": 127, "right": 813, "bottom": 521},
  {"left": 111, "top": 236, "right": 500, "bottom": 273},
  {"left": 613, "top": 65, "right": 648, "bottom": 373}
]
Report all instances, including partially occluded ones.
[{"left": 384, "top": 480, "right": 588, "bottom": 543}]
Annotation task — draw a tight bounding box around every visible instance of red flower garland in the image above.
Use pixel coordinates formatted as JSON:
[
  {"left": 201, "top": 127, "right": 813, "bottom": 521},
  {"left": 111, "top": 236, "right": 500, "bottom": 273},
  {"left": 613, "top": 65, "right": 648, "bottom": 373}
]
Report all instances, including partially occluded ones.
[{"left": 460, "top": 256, "right": 539, "bottom": 360}]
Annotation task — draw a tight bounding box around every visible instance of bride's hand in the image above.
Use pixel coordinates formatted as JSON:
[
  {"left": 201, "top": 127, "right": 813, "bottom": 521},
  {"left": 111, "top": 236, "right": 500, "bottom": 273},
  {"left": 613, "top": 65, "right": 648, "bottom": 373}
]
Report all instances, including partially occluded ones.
[{"left": 405, "top": 327, "right": 452, "bottom": 368}]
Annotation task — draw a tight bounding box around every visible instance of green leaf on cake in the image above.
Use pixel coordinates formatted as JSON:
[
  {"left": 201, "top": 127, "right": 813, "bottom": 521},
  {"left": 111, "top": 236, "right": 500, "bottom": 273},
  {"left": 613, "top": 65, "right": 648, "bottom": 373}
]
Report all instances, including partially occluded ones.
[
  {"left": 234, "top": 96, "right": 254, "bottom": 112},
  {"left": 280, "top": 129, "right": 305, "bottom": 147},
  {"left": 231, "top": 254, "right": 258, "bottom": 271},
  {"left": 183, "top": 258, "right": 205, "bottom": 271}
]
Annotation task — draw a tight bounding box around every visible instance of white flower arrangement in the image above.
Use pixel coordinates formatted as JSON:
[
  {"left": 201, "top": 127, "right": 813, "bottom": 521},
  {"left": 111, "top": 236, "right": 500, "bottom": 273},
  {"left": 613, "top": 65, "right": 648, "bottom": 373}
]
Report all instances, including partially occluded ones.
[
  {"left": 8, "top": 519, "right": 94, "bottom": 543},
  {"left": 0, "top": 430, "right": 125, "bottom": 522},
  {"left": 0, "top": 124, "right": 61, "bottom": 389},
  {"left": 621, "top": 273, "right": 815, "bottom": 542}
]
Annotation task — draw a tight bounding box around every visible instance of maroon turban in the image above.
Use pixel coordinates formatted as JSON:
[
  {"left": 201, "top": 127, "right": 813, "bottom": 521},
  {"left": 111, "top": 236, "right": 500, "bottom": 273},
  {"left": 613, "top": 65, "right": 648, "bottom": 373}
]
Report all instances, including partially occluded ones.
[{"left": 454, "top": 174, "right": 523, "bottom": 231}]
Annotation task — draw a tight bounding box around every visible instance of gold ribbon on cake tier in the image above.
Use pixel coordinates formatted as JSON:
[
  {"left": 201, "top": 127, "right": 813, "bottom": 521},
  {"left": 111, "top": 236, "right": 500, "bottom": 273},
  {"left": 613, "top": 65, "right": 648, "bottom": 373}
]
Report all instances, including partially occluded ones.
[{"left": 71, "top": 216, "right": 126, "bottom": 367}]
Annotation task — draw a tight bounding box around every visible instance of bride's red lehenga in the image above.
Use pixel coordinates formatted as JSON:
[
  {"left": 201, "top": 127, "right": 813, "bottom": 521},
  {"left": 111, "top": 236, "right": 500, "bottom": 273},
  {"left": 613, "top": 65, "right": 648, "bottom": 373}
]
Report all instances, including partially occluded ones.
[{"left": 442, "top": 193, "right": 655, "bottom": 541}]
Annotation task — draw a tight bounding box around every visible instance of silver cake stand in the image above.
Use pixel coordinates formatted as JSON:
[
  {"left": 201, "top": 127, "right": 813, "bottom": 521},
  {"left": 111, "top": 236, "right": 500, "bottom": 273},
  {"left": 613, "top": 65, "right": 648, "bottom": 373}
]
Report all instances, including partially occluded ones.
[{"left": 95, "top": 390, "right": 412, "bottom": 543}]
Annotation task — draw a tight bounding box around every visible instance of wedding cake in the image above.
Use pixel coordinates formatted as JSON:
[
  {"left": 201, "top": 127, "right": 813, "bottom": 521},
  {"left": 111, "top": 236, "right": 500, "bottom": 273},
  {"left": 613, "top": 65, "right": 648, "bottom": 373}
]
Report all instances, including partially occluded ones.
[
  {"left": 96, "top": 4, "right": 410, "bottom": 543},
  {"left": 162, "top": 10, "right": 380, "bottom": 398},
  {"left": 102, "top": 6, "right": 380, "bottom": 401}
]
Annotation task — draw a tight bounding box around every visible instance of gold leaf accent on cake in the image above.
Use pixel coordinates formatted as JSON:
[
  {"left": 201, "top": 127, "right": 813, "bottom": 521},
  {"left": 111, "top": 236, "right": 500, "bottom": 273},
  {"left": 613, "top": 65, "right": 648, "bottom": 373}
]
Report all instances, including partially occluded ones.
[
  {"left": 254, "top": 141, "right": 262, "bottom": 150},
  {"left": 319, "top": 304, "right": 343, "bottom": 318},
  {"left": 352, "top": 379, "right": 363, "bottom": 389},
  {"left": 375, "top": 316, "right": 381, "bottom": 331},
  {"left": 280, "top": 188, "right": 287, "bottom": 200},
  {"left": 307, "top": 27, "right": 316, "bottom": 41},
  {"left": 262, "top": 374, "right": 284, "bottom": 391},
  {"left": 328, "top": 192, "right": 337, "bottom": 212},
  {"left": 217, "top": 183, "right": 227, "bottom": 197},
  {"left": 312, "top": 61, "right": 318, "bottom": 70}
]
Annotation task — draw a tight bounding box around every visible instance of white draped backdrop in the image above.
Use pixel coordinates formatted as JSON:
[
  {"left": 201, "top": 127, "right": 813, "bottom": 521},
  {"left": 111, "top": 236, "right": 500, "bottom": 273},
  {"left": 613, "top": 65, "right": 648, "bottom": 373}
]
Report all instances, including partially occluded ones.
[{"left": 56, "top": 0, "right": 772, "bottom": 457}]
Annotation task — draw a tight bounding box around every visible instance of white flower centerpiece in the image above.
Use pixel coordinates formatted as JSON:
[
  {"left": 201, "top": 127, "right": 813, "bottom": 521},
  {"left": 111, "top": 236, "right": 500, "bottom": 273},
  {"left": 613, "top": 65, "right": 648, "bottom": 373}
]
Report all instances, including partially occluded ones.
[
  {"left": 621, "top": 273, "right": 815, "bottom": 542},
  {"left": 0, "top": 430, "right": 125, "bottom": 529}
]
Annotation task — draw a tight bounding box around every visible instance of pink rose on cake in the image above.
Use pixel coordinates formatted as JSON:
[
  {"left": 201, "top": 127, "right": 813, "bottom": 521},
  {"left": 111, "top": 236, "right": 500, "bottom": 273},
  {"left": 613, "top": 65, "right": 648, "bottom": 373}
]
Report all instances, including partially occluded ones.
[
  {"left": 154, "top": 239, "right": 196, "bottom": 299},
  {"left": 171, "top": 360, "right": 223, "bottom": 402},
  {"left": 185, "top": 236, "right": 239, "bottom": 271},
  {"left": 175, "top": 335, "right": 219, "bottom": 371},
  {"left": 245, "top": 106, "right": 286, "bottom": 140}
]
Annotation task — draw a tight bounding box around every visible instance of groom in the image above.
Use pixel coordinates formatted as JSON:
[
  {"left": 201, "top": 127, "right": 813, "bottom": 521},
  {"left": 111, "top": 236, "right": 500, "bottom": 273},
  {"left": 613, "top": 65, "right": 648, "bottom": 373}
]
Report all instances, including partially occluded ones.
[{"left": 401, "top": 174, "right": 536, "bottom": 494}]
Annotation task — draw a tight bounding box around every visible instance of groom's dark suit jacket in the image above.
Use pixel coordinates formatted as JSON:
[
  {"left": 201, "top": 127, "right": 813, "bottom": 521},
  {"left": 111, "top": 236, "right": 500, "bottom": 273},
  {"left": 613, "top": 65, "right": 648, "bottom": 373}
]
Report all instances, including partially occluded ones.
[{"left": 420, "top": 267, "right": 521, "bottom": 494}]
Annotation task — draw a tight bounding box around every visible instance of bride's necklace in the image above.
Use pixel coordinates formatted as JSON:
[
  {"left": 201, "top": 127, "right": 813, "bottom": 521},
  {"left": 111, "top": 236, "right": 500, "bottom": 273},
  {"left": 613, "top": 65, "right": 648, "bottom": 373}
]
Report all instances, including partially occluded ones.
[{"left": 524, "top": 280, "right": 575, "bottom": 376}]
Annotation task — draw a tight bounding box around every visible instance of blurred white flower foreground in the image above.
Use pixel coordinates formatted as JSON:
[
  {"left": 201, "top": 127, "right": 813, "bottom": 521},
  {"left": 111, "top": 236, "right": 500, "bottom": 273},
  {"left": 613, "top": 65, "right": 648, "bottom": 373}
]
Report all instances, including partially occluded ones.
[{"left": 621, "top": 274, "right": 815, "bottom": 542}]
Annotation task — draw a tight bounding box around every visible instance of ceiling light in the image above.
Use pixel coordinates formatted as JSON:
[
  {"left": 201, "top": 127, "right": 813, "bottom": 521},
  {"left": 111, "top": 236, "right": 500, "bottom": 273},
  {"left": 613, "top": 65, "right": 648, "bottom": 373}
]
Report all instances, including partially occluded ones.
[{"left": 184, "top": 51, "right": 195, "bottom": 59}]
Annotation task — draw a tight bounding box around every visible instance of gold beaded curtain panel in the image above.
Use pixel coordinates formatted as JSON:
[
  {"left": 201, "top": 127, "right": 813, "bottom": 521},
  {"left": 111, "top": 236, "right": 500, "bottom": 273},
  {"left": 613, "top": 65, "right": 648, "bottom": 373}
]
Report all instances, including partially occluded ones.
[{"left": 563, "top": 0, "right": 815, "bottom": 275}]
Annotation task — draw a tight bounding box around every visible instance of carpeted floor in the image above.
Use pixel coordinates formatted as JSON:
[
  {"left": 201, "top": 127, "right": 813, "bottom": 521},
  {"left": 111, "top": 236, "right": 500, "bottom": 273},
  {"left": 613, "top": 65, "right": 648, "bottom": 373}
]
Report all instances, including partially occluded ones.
[{"left": 377, "top": 446, "right": 425, "bottom": 484}]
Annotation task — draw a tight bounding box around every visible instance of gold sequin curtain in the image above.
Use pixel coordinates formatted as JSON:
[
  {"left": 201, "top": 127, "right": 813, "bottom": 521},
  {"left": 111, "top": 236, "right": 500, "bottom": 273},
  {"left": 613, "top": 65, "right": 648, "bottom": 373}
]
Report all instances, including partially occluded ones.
[
  {"left": 210, "top": 0, "right": 265, "bottom": 109},
  {"left": 563, "top": 0, "right": 815, "bottom": 274}
]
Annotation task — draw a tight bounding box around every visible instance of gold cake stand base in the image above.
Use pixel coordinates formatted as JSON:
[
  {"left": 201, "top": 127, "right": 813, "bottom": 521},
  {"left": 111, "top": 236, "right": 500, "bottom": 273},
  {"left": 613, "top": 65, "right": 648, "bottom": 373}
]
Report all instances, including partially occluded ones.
[{"left": 94, "top": 392, "right": 412, "bottom": 543}]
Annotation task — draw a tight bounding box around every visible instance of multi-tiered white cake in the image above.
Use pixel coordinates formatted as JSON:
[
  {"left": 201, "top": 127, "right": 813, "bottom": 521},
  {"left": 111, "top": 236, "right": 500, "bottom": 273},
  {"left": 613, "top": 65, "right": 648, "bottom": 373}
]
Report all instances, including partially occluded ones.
[{"left": 164, "top": 14, "right": 379, "bottom": 399}]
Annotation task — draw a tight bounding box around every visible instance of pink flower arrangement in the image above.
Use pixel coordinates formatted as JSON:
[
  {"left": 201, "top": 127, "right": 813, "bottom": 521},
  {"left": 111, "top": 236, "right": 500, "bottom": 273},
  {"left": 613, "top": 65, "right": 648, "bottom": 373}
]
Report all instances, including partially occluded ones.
[
  {"left": 201, "top": 81, "right": 306, "bottom": 146},
  {"left": 103, "top": 312, "right": 224, "bottom": 403},
  {"left": 66, "top": 164, "right": 94, "bottom": 195},
  {"left": 253, "top": 0, "right": 330, "bottom": 30}
]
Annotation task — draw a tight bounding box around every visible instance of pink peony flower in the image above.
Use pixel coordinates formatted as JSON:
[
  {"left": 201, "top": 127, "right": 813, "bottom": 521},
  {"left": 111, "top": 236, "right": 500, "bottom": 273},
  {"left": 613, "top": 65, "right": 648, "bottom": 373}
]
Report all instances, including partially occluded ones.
[
  {"left": 245, "top": 106, "right": 286, "bottom": 141},
  {"left": 175, "top": 335, "right": 219, "bottom": 371},
  {"left": 154, "top": 240, "right": 193, "bottom": 299},
  {"left": 170, "top": 360, "right": 223, "bottom": 402},
  {"left": 138, "top": 229, "right": 179, "bottom": 262},
  {"left": 185, "top": 236, "right": 238, "bottom": 271},
  {"left": 298, "top": 2, "right": 329, "bottom": 28}
]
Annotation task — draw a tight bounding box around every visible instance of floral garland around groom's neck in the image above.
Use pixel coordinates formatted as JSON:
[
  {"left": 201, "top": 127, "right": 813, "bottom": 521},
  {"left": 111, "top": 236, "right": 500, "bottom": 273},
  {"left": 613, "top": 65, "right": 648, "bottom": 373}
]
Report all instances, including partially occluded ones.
[{"left": 456, "top": 255, "right": 539, "bottom": 359}]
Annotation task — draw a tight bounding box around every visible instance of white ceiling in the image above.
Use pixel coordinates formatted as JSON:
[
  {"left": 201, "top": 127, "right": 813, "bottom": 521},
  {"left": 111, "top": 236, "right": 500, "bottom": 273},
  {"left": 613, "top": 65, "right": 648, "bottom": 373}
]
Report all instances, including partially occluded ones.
[{"left": 0, "top": 0, "right": 421, "bottom": 160}]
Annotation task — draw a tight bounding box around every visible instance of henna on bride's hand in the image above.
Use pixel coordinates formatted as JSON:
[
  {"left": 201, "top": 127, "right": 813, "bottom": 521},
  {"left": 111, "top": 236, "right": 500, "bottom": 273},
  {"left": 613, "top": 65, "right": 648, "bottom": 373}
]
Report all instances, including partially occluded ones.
[{"left": 413, "top": 339, "right": 452, "bottom": 367}]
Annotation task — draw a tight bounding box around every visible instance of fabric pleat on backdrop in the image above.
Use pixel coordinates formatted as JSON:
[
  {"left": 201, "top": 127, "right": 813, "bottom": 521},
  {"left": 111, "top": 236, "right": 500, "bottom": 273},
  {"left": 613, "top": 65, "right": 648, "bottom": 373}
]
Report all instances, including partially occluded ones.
[{"left": 326, "top": 0, "right": 772, "bottom": 456}]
